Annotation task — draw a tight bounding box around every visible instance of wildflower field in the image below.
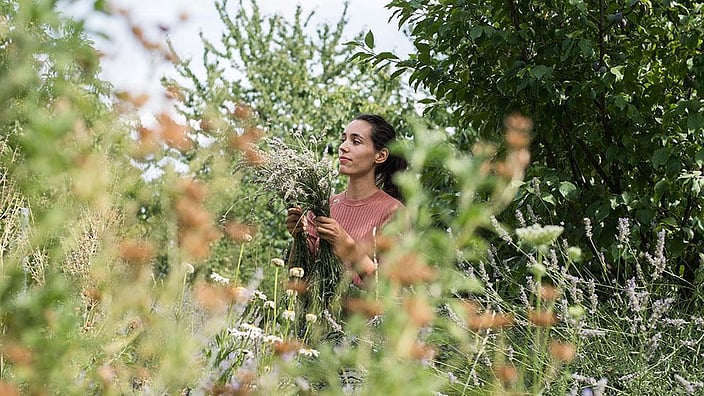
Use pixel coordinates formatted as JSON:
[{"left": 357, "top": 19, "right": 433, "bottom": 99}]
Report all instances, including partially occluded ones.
[{"left": 1, "top": 0, "right": 704, "bottom": 395}]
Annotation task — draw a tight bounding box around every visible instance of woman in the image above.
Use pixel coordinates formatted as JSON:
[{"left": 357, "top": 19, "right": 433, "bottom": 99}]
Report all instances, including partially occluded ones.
[{"left": 286, "top": 114, "right": 407, "bottom": 282}]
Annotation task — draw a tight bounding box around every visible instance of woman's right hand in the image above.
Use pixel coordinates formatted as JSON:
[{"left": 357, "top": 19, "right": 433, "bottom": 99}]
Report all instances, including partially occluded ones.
[{"left": 285, "top": 207, "right": 304, "bottom": 235}]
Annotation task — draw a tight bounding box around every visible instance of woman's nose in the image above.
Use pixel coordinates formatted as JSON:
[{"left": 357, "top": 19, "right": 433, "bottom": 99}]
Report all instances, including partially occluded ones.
[{"left": 339, "top": 141, "right": 349, "bottom": 153}]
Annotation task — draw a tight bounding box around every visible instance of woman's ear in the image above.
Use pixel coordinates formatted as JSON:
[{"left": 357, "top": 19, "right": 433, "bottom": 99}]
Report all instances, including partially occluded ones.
[{"left": 375, "top": 148, "right": 389, "bottom": 164}]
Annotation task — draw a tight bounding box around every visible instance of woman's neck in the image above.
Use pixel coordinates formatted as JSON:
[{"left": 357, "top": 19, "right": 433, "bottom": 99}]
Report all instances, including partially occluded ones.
[{"left": 345, "top": 176, "right": 379, "bottom": 201}]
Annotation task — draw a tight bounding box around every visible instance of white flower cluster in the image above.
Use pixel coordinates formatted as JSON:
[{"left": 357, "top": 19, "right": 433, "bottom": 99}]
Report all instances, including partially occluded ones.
[
  {"left": 252, "top": 290, "right": 268, "bottom": 302},
  {"left": 282, "top": 310, "right": 296, "bottom": 322},
  {"left": 515, "top": 224, "right": 564, "bottom": 247},
  {"left": 250, "top": 136, "right": 335, "bottom": 215},
  {"left": 209, "top": 272, "right": 230, "bottom": 285},
  {"left": 297, "top": 348, "right": 320, "bottom": 358},
  {"left": 228, "top": 323, "right": 263, "bottom": 340}
]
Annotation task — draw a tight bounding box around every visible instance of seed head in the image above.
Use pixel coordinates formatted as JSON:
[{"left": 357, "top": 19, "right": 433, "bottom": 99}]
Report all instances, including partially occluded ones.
[
  {"left": 271, "top": 258, "right": 285, "bottom": 267},
  {"left": 404, "top": 295, "right": 435, "bottom": 327},
  {"left": 528, "top": 309, "right": 557, "bottom": 327},
  {"left": 345, "top": 297, "right": 383, "bottom": 318},
  {"left": 289, "top": 267, "right": 305, "bottom": 278},
  {"left": 118, "top": 239, "right": 155, "bottom": 266},
  {"left": 549, "top": 341, "right": 576, "bottom": 363},
  {"left": 516, "top": 224, "right": 564, "bottom": 247},
  {"left": 386, "top": 253, "right": 436, "bottom": 285},
  {"left": 282, "top": 309, "right": 296, "bottom": 321},
  {"left": 305, "top": 313, "right": 318, "bottom": 323},
  {"left": 494, "top": 364, "right": 519, "bottom": 384}
]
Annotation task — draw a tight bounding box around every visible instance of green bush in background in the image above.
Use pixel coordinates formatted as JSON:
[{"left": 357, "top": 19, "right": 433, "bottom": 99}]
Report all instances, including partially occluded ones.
[{"left": 360, "top": 0, "right": 704, "bottom": 298}]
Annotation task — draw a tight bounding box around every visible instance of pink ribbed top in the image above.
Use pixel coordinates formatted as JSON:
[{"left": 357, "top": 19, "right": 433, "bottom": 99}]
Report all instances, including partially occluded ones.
[
  {"left": 329, "top": 189, "right": 402, "bottom": 249},
  {"left": 306, "top": 189, "right": 402, "bottom": 254}
]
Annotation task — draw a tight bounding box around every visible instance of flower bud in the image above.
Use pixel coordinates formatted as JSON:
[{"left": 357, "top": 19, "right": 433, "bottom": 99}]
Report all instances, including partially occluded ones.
[{"left": 271, "top": 258, "right": 285, "bottom": 268}]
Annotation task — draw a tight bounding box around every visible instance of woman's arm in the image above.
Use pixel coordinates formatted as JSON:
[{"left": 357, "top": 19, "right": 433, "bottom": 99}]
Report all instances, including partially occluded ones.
[{"left": 314, "top": 216, "right": 376, "bottom": 276}]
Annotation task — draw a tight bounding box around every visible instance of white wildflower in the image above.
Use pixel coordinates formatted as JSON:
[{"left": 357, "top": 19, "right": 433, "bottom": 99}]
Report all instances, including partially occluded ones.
[
  {"left": 617, "top": 217, "right": 630, "bottom": 244},
  {"left": 579, "top": 328, "right": 605, "bottom": 339},
  {"left": 264, "top": 335, "right": 283, "bottom": 344},
  {"left": 209, "top": 272, "right": 230, "bottom": 285},
  {"left": 447, "top": 371, "right": 458, "bottom": 384},
  {"left": 646, "top": 228, "right": 667, "bottom": 280},
  {"left": 618, "top": 373, "right": 638, "bottom": 382},
  {"left": 681, "top": 339, "right": 698, "bottom": 348},
  {"left": 626, "top": 277, "right": 642, "bottom": 312},
  {"left": 183, "top": 262, "right": 195, "bottom": 274},
  {"left": 323, "top": 309, "right": 343, "bottom": 333},
  {"left": 490, "top": 215, "right": 512, "bottom": 243},
  {"left": 675, "top": 374, "right": 697, "bottom": 394},
  {"left": 263, "top": 300, "right": 276, "bottom": 310},
  {"left": 282, "top": 310, "right": 296, "bottom": 321},
  {"left": 289, "top": 267, "right": 305, "bottom": 278},
  {"left": 567, "top": 246, "right": 582, "bottom": 262},
  {"left": 297, "top": 348, "right": 320, "bottom": 358},
  {"left": 663, "top": 318, "right": 688, "bottom": 329},
  {"left": 305, "top": 313, "right": 317, "bottom": 323},
  {"left": 228, "top": 328, "right": 247, "bottom": 339},
  {"left": 252, "top": 290, "right": 268, "bottom": 301},
  {"left": 583, "top": 218, "right": 593, "bottom": 239},
  {"left": 228, "top": 324, "right": 262, "bottom": 340},
  {"left": 515, "top": 209, "right": 526, "bottom": 227},
  {"left": 593, "top": 378, "right": 607, "bottom": 396},
  {"left": 515, "top": 224, "right": 564, "bottom": 247},
  {"left": 271, "top": 258, "right": 285, "bottom": 267}
]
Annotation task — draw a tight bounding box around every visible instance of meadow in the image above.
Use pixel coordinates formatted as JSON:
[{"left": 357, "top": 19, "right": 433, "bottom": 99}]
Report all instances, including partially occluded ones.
[{"left": 1, "top": 1, "right": 703, "bottom": 395}]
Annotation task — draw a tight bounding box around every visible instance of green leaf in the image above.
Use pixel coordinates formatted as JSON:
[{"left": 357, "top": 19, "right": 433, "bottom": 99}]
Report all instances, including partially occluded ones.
[
  {"left": 614, "top": 95, "right": 627, "bottom": 110},
  {"left": 390, "top": 68, "right": 406, "bottom": 80},
  {"left": 569, "top": 0, "right": 586, "bottom": 12},
  {"left": 695, "top": 148, "right": 704, "bottom": 167},
  {"left": 469, "top": 26, "right": 483, "bottom": 40},
  {"left": 93, "top": 0, "right": 107, "bottom": 12},
  {"left": 375, "top": 51, "right": 399, "bottom": 62},
  {"left": 530, "top": 65, "right": 552, "bottom": 80},
  {"left": 687, "top": 113, "right": 704, "bottom": 130},
  {"left": 558, "top": 181, "right": 577, "bottom": 199},
  {"left": 541, "top": 193, "right": 556, "bottom": 206},
  {"left": 654, "top": 179, "right": 668, "bottom": 202},
  {"left": 364, "top": 30, "right": 375, "bottom": 49},
  {"left": 651, "top": 148, "right": 671, "bottom": 168},
  {"left": 578, "top": 39, "right": 594, "bottom": 57},
  {"left": 663, "top": 217, "right": 678, "bottom": 226},
  {"left": 610, "top": 66, "right": 624, "bottom": 81}
]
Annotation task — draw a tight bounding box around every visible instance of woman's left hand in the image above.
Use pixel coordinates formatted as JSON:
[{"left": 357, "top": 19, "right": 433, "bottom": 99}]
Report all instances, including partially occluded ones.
[{"left": 314, "top": 216, "right": 357, "bottom": 262}]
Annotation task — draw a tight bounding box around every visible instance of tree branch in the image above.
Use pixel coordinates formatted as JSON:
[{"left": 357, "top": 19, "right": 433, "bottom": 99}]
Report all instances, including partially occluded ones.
[
  {"left": 505, "top": 0, "right": 529, "bottom": 63},
  {"left": 575, "top": 137, "right": 621, "bottom": 194}
]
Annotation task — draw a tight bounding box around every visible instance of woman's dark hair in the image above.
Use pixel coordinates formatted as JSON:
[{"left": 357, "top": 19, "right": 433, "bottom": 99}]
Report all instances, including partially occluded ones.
[{"left": 354, "top": 114, "right": 408, "bottom": 200}]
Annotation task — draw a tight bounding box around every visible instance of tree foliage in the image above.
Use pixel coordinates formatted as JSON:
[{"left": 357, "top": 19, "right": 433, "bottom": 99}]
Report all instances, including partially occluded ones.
[
  {"left": 361, "top": 0, "right": 704, "bottom": 290},
  {"left": 168, "top": 0, "right": 416, "bottom": 141},
  {"left": 165, "top": 0, "right": 417, "bottom": 278}
]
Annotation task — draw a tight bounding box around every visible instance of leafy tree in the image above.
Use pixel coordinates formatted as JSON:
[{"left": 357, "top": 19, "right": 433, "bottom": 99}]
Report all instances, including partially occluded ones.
[
  {"left": 164, "top": 0, "right": 417, "bottom": 279},
  {"left": 359, "top": 0, "right": 704, "bottom": 294}
]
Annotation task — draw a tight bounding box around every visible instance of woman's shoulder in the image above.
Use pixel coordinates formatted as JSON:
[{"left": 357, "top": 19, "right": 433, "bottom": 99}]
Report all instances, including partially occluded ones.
[{"left": 374, "top": 189, "right": 404, "bottom": 210}]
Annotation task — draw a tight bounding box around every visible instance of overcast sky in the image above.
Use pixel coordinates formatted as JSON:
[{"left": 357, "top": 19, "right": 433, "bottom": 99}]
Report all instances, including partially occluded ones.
[{"left": 61, "top": 0, "right": 413, "bottom": 114}]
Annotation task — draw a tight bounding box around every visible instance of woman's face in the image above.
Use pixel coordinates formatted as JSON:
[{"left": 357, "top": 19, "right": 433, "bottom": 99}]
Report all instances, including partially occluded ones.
[{"left": 338, "top": 119, "right": 385, "bottom": 177}]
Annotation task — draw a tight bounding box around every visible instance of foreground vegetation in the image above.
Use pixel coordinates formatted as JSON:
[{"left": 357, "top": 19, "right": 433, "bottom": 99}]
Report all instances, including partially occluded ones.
[{"left": 0, "top": 0, "right": 703, "bottom": 395}]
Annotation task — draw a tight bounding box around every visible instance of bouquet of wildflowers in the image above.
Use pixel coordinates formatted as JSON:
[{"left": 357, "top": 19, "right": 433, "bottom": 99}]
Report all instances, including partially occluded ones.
[{"left": 249, "top": 133, "right": 342, "bottom": 314}]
